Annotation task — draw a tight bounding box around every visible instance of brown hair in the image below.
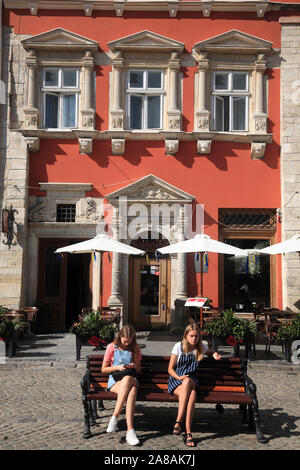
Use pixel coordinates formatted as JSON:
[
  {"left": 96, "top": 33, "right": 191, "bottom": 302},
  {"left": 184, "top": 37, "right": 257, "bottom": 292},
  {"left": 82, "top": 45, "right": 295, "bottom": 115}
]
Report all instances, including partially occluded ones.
[
  {"left": 114, "top": 324, "right": 138, "bottom": 356},
  {"left": 182, "top": 323, "right": 204, "bottom": 361}
]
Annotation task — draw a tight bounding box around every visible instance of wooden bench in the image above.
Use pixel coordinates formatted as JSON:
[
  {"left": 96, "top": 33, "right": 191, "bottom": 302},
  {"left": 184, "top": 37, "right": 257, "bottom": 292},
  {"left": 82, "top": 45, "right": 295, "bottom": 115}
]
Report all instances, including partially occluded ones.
[{"left": 80, "top": 355, "right": 268, "bottom": 444}]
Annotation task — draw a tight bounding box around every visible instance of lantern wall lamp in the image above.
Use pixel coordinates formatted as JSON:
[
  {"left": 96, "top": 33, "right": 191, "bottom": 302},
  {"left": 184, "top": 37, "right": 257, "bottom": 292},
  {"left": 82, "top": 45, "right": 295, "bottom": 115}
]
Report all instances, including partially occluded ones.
[{"left": 1, "top": 205, "right": 18, "bottom": 249}]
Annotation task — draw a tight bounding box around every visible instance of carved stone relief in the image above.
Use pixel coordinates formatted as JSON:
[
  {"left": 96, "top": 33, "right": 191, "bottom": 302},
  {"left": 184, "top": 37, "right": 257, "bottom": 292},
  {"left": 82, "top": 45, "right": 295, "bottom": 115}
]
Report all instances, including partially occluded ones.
[
  {"left": 251, "top": 142, "right": 266, "bottom": 159},
  {"left": 197, "top": 139, "right": 211, "bottom": 154},
  {"left": 165, "top": 139, "right": 179, "bottom": 155}
]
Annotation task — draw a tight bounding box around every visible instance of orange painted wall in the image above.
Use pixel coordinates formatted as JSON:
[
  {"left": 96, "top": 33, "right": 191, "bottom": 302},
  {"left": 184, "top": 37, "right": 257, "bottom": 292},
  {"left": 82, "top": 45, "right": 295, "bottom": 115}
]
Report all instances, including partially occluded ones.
[{"left": 4, "top": 8, "right": 284, "bottom": 306}]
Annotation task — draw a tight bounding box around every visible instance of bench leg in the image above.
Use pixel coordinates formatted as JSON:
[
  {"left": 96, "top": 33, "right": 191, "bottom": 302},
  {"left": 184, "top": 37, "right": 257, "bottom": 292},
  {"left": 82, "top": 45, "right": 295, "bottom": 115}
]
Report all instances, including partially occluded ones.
[
  {"left": 240, "top": 404, "right": 248, "bottom": 425},
  {"left": 98, "top": 400, "right": 105, "bottom": 411},
  {"left": 92, "top": 400, "right": 101, "bottom": 419},
  {"left": 247, "top": 382, "right": 269, "bottom": 444},
  {"left": 80, "top": 376, "right": 93, "bottom": 439}
]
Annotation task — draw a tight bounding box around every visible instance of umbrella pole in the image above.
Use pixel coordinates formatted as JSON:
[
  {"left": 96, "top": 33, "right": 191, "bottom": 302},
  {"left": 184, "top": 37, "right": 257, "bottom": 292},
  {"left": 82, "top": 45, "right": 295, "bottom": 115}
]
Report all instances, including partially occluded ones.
[
  {"left": 200, "top": 252, "right": 204, "bottom": 330},
  {"left": 100, "top": 252, "right": 103, "bottom": 311}
]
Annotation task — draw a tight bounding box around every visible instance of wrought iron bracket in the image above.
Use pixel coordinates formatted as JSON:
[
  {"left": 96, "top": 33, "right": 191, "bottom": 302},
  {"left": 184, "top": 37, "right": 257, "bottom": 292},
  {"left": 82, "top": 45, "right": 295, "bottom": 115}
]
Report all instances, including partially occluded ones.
[{"left": 1, "top": 206, "right": 18, "bottom": 249}]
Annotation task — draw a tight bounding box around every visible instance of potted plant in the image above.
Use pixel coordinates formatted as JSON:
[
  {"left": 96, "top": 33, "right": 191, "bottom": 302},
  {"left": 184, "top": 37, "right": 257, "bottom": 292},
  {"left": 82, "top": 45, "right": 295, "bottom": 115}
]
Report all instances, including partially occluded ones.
[
  {"left": 276, "top": 313, "right": 300, "bottom": 362},
  {"left": 0, "top": 313, "right": 32, "bottom": 357},
  {"left": 69, "top": 310, "right": 117, "bottom": 360},
  {"left": 204, "top": 310, "right": 257, "bottom": 358}
]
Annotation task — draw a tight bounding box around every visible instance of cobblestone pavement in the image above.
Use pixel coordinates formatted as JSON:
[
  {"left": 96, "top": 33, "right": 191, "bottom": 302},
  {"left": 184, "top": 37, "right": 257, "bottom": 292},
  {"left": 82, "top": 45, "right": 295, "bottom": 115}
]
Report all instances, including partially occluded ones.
[{"left": 0, "top": 335, "right": 299, "bottom": 453}]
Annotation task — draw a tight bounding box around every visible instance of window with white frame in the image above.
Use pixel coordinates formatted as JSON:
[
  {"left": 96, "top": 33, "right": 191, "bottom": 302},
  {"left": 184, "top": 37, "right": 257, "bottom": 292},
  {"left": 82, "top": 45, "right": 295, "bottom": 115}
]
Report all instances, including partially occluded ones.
[
  {"left": 42, "top": 67, "right": 80, "bottom": 128},
  {"left": 212, "top": 71, "right": 249, "bottom": 132},
  {"left": 126, "top": 70, "right": 164, "bottom": 130}
]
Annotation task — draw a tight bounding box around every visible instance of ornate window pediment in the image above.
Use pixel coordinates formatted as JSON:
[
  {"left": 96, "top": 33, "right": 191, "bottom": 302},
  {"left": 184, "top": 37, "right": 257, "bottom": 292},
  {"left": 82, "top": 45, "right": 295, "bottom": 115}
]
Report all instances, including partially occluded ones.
[
  {"left": 193, "top": 30, "right": 273, "bottom": 158},
  {"left": 194, "top": 30, "right": 272, "bottom": 54},
  {"left": 105, "top": 174, "right": 194, "bottom": 204},
  {"left": 108, "top": 30, "right": 184, "bottom": 53},
  {"left": 21, "top": 27, "right": 99, "bottom": 51},
  {"left": 108, "top": 31, "right": 184, "bottom": 155},
  {"left": 21, "top": 28, "right": 99, "bottom": 154}
]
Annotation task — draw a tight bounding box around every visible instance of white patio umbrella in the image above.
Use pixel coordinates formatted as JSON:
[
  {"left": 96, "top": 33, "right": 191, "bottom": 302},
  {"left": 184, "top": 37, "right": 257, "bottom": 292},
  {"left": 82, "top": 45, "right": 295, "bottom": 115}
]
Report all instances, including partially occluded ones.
[
  {"left": 157, "top": 234, "right": 247, "bottom": 327},
  {"left": 55, "top": 234, "right": 145, "bottom": 308},
  {"left": 257, "top": 234, "right": 300, "bottom": 255}
]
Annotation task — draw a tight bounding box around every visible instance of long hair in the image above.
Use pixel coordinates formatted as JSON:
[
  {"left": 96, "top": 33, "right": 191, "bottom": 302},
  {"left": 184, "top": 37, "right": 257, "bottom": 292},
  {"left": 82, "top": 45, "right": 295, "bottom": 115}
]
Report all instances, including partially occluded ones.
[
  {"left": 114, "top": 324, "right": 138, "bottom": 357},
  {"left": 182, "top": 323, "right": 203, "bottom": 361}
]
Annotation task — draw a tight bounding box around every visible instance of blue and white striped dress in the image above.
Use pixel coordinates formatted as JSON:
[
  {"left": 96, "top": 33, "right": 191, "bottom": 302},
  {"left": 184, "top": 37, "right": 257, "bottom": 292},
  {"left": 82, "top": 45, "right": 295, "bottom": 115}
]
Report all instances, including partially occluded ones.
[{"left": 168, "top": 341, "right": 207, "bottom": 394}]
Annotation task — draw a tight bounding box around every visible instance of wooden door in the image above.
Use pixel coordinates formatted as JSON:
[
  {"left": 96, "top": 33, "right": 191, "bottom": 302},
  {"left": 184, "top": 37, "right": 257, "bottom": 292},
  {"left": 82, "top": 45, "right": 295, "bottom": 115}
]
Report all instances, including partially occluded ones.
[
  {"left": 37, "top": 238, "right": 92, "bottom": 332},
  {"left": 37, "top": 239, "right": 68, "bottom": 332},
  {"left": 130, "top": 257, "right": 170, "bottom": 330}
]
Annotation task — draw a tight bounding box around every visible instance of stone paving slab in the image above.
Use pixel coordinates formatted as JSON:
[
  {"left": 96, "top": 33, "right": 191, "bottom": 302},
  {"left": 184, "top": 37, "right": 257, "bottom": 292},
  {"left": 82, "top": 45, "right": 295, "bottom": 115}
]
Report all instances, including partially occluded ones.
[{"left": 0, "top": 334, "right": 299, "bottom": 452}]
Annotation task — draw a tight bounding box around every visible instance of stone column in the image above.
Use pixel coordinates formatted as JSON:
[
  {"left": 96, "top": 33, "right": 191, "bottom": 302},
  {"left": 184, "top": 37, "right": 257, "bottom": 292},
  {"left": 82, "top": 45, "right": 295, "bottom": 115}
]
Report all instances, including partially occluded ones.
[
  {"left": 108, "top": 207, "right": 123, "bottom": 306},
  {"left": 167, "top": 52, "right": 181, "bottom": 130},
  {"left": 195, "top": 51, "right": 210, "bottom": 132},
  {"left": 110, "top": 51, "right": 124, "bottom": 130},
  {"left": 81, "top": 50, "right": 95, "bottom": 129},
  {"left": 24, "top": 50, "right": 39, "bottom": 128},
  {"left": 253, "top": 53, "right": 268, "bottom": 134},
  {"left": 176, "top": 207, "right": 187, "bottom": 299}
]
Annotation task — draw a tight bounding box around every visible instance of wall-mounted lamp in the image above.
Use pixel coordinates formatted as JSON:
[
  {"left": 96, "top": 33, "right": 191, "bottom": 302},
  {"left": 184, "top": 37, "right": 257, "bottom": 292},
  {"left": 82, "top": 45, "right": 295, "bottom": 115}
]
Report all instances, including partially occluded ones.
[
  {"left": 1, "top": 205, "right": 18, "bottom": 249},
  {"left": 276, "top": 208, "right": 282, "bottom": 223}
]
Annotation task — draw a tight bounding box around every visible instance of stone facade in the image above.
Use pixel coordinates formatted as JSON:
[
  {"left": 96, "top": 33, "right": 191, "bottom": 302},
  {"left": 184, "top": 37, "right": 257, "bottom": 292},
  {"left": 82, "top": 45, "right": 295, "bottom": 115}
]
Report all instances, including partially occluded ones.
[
  {"left": 0, "top": 27, "right": 29, "bottom": 308},
  {"left": 280, "top": 18, "right": 300, "bottom": 312}
]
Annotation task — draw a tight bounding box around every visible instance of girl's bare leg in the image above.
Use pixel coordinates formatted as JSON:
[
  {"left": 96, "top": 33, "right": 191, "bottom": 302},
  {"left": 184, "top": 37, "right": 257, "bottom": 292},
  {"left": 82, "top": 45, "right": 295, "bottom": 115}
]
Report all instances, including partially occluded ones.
[{"left": 173, "top": 378, "right": 195, "bottom": 425}]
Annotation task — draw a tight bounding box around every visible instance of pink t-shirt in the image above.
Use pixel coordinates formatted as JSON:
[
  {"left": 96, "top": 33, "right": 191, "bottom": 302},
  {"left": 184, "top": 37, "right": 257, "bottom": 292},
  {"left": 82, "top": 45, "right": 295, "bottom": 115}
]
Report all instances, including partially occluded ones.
[{"left": 103, "top": 342, "right": 142, "bottom": 366}]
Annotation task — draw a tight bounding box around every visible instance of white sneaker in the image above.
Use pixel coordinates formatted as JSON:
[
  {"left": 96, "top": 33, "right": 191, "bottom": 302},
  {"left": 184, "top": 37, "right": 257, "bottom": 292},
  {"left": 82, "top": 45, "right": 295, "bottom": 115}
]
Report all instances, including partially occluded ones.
[
  {"left": 106, "top": 415, "right": 118, "bottom": 433},
  {"left": 126, "top": 429, "right": 140, "bottom": 446}
]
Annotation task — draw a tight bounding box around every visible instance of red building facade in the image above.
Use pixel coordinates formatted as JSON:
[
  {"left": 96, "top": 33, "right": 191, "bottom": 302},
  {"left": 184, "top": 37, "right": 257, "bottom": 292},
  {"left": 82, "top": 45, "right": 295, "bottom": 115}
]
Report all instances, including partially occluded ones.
[{"left": 1, "top": 1, "right": 300, "bottom": 332}]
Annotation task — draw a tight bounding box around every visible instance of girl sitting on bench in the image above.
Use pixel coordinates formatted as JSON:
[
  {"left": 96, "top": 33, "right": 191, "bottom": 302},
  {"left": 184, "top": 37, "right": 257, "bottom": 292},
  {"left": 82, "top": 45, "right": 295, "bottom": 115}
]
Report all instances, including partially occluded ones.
[
  {"left": 102, "top": 324, "right": 141, "bottom": 446},
  {"left": 168, "top": 323, "right": 222, "bottom": 447}
]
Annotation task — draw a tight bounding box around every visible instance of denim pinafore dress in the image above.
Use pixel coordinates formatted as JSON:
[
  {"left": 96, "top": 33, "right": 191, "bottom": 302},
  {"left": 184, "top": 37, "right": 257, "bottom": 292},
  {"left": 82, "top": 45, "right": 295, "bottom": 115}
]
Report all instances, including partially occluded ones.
[
  {"left": 168, "top": 343, "right": 199, "bottom": 394},
  {"left": 107, "top": 345, "right": 133, "bottom": 391}
]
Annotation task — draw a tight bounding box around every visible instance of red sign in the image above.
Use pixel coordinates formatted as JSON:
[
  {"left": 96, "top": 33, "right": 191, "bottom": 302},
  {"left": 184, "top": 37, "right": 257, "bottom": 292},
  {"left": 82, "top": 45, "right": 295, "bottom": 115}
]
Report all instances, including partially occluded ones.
[{"left": 185, "top": 297, "right": 208, "bottom": 307}]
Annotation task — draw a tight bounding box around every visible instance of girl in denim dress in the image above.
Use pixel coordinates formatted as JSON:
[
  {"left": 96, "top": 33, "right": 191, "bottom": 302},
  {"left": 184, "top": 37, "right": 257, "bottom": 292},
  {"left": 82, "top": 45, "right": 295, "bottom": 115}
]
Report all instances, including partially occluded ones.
[{"left": 102, "top": 324, "right": 141, "bottom": 446}]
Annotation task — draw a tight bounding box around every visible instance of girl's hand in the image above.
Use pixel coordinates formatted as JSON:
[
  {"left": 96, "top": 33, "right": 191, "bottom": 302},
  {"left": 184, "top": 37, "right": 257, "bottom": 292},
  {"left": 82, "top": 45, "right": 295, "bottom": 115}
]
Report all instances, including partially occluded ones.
[
  {"left": 125, "top": 362, "right": 135, "bottom": 370},
  {"left": 178, "top": 375, "right": 189, "bottom": 381},
  {"left": 117, "top": 365, "right": 127, "bottom": 371},
  {"left": 213, "top": 352, "right": 222, "bottom": 360}
]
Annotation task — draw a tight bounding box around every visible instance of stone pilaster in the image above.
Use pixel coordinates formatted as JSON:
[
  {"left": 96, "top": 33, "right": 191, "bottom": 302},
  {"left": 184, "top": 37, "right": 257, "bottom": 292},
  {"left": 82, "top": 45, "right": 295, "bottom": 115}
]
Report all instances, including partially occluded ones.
[{"left": 280, "top": 18, "right": 300, "bottom": 312}]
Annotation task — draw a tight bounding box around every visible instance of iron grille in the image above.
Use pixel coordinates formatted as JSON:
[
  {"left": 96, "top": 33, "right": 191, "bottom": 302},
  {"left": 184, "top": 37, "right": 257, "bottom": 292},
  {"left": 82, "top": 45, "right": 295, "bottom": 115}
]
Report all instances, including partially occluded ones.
[
  {"left": 219, "top": 209, "right": 277, "bottom": 230},
  {"left": 56, "top": 204, "right": 76, "bottom": 222}
]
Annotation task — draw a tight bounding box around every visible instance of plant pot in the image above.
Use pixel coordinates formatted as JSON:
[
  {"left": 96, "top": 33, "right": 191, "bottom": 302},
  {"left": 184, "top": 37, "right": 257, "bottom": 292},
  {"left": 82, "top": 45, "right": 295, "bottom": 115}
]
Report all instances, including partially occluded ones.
[
  {"left": 5, "top": 340, "right": 16, "bottom": 358},
  {"left": 283, "top": 337, "right": 300, "bottom": 362},
  {"left": 75, "top": 334, "right": 108, "bottom": 361},
  {"left": 210, "top": 334, "right": 253, "bottom": 359}
]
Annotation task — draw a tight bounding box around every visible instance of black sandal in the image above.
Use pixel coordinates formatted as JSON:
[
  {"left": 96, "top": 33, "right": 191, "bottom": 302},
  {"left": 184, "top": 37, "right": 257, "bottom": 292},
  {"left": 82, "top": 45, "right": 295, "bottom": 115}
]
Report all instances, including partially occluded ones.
[
  {"left": 172, "top": 421, "right": 183, "bottom": 435},
  {"left": 184, "top": 433, "right": 196, "bottom": 447}
]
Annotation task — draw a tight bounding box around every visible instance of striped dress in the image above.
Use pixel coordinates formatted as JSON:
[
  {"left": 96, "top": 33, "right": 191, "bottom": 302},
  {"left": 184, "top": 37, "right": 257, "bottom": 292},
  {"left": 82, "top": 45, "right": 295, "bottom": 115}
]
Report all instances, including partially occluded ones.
[{"left": 168, "top": 342, "right": 202, "bottom": 394}]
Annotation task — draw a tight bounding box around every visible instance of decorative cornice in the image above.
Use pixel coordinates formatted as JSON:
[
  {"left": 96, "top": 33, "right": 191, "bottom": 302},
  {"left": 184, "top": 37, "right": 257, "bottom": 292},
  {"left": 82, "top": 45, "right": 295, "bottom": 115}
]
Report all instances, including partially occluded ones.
[
  {"left": 5, "top": 0, "right": 290, "bottom": 18},
  {"left": 20, "top": 128, "right": 273, "bottom": 145}
]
